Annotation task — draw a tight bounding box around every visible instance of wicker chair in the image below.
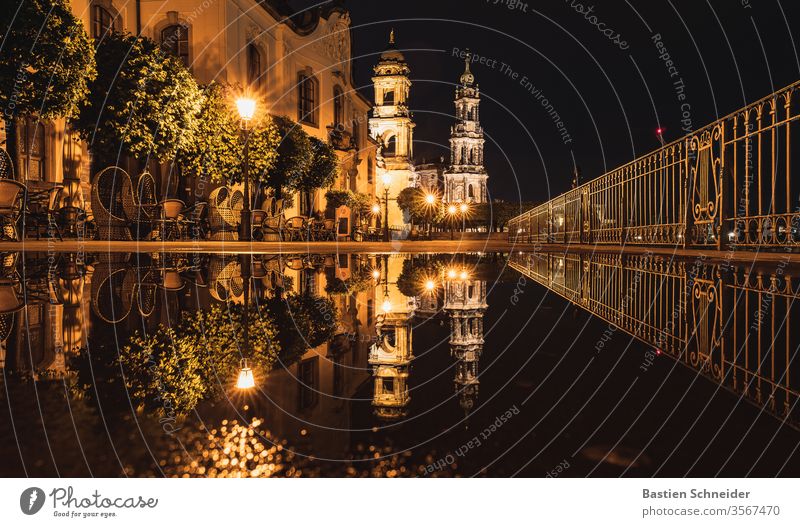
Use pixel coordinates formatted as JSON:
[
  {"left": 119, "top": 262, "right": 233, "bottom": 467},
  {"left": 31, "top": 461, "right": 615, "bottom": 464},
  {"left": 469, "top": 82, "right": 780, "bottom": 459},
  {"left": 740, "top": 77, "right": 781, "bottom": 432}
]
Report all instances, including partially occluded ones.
[
  {"left": 0, "top": 180, "right": 26, "bottom": 241},
  {"left": 122, "top": 171, "right": 158, "bottom": 239},
  {"left": 208, "top": 187, "right": 243, "bottom": 240},
  {"left": 284, "top": 216, "right": 309, "bottom": 241},
  {"left": 90, "top": 167, "right": 131, "bottom": 241},
  {"left": 208, "top": 256, "right": 244, "bottom": 301},
  {"left": 26, "top": 186, "right": 64, "bottom": 240},
  {"left": 156, "top": 198, "right": 185, "bottom": 241},
  {"left": 181, "top": 201, "right": 207, "bottom": 240}
]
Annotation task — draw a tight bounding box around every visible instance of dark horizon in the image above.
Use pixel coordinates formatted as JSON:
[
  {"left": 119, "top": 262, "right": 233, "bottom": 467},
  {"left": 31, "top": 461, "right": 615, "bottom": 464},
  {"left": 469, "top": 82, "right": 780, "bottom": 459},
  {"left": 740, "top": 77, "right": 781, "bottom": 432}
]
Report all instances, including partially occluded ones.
[{"left": 312, "top": 0, "right": 800, "bottom": 204}]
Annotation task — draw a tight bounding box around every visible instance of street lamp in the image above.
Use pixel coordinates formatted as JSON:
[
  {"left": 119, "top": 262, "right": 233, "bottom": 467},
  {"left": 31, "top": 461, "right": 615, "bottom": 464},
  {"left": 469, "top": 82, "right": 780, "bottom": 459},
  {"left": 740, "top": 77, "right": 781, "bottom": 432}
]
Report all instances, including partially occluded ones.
[
  {"left": 236, "top": 253, "right": 255, "bottom": 391},
  {"left": 236, "top": 358, "right": 256, "bottom": 390},
  {"left": 236, "top": 97, "right": 256, "bottom": 242},
  {"left": 380, "top": 172, "right": 392, "bottom": 242},
  {"left": 459, "top": 202, "right": 469, "bottom": 235},
  {"left": 425, "top": 193, "right": 435, "bottom": 205},
  {"left": 447, "top": 204, "right": 457, "bottom": 240}
]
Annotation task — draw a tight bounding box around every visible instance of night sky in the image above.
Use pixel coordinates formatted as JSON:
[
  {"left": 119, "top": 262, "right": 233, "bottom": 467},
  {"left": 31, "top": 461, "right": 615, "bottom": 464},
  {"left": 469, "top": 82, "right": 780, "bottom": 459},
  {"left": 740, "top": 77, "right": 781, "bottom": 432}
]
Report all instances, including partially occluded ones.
[{"left": 296, "top": 1, "right": 799, "bottom": 203}]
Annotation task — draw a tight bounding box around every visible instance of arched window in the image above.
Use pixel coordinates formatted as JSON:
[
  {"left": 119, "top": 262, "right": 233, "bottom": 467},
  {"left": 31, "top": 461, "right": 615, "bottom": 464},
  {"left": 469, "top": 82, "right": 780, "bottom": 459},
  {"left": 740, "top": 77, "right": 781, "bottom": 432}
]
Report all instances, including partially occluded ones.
[
  {"left": 384, "top": 135, "right": 397, "bottom": 157},
  {"left": 468, "top": 184, "right": 475, "bottom": 200},
  {"left": 91, "top": 5, "right": 115, "bottom": 39},
  {"left": 384, "top": 90, "right": 395, "bottom": 105},
  {"left": 333, "top": 86, "right": 344, "bottom": 128},
  {"left": 161, "top": 24, "right": 189, "bottom": 67},
  {"left": 298, "top": 73, "right": 318, "bottom": 125},
  {"left": 247, "top": 43, "right": 261, "bottom": 88}
]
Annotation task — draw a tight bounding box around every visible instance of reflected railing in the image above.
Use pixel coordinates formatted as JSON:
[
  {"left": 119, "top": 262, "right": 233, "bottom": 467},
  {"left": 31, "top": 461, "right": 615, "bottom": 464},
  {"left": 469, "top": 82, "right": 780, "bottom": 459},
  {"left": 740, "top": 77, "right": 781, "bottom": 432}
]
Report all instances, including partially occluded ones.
[
  {"left": 509, "top": 251, "right": 800, "bottom": 429},
  {"left": 509, "top": 80, "right": 800, "bottom": 250}
]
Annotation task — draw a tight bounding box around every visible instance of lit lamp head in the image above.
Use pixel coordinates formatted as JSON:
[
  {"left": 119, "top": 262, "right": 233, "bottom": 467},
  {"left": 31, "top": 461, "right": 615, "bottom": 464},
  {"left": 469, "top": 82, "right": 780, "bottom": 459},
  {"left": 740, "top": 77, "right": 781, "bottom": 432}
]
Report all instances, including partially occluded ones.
[
  {"left": 381, "top": 172, "right": 392, "bottom": 188},
  {"left": 459, "top": 270, "right": 469, "bottom": 280},
  {"left": 447, "top": 268, "right": 457, "bottom": 279},
  {"left": 381, "top": 298, "right": 392, "bottom": 313},
  {"left": 447, "top": 204, "right": 457, "bottom": 215},
  {"left": 236, "top": 359, "right": 255, "bottom": 390},
  {"left": 459, "top": 203, "right": 469, "bottom": 214},
  {"left": 425, "top": 279, "right": 436, "bottom": 291},
  {"left": 425, "top": 193, "right": 435, "bottom": 205},
  {"left": 236, "top": 97, "right": 257, "bottom": 122},
  {"left": 372, "top": 268, "right": 381, "bottom": 280},
  {"left": 371, "top": 203, "right": 381, "bottom": 214}
]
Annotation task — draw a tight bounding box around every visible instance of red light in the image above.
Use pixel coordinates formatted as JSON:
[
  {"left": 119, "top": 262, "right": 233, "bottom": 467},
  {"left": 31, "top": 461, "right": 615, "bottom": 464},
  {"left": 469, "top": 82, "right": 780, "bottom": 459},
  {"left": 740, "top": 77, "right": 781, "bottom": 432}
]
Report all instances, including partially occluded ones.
[
  {"left": 656, "top": 348, "right": 662, "bottom": 356},
  {"left": 656, "top": 128, "right": 663, "bottom": 135}
]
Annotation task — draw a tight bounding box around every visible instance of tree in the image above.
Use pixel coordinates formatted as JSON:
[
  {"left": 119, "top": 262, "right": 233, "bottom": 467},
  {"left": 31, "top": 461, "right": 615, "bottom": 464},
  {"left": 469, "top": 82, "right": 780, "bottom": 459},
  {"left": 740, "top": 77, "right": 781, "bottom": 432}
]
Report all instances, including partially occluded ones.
[
  {"left": 267, "top": 115, "right": 311, "bottom": 200},
  {"left": 120, "top": 303, "right": 279, "bottom": 416},
  {"left": 266, "top": 292, "right": 338, "bottom": 366},
  {"left": 75, "top": 32, "right": 202, "bottom": 165},
  {"left": 292, "top": 136, "right": 338, "bottom": 213},
  {"left": 324, "top": 189, "right": 352, "bottom": 211},
  {"left": 0, "top": 0, "right": 96, "bottom": 172},
  {"left": 397, "top": 187, "right": 442, "bottom": 228},
  {"left": 176, "top": 83, "right": 279, "bottom": 185}
]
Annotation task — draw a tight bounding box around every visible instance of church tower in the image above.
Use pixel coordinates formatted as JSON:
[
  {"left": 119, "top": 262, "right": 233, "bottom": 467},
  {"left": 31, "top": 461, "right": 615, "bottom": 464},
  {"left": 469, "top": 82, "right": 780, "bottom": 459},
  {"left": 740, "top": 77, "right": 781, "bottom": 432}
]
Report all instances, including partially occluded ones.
[
  {"left": 444, "top": 275, "right": 487, "bottom": 416},
  {"left": 369, "top": 30, "right": 417, "bottom": 233},
  {"left": 444, "top": 52, "right": 488, "bottom": 204}
]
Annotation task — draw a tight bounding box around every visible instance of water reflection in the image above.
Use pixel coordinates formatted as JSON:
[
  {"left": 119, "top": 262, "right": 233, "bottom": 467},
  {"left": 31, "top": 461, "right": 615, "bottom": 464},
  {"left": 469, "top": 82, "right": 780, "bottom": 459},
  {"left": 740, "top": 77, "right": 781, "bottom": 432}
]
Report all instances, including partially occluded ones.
[
  {"left": 509, "top": 251, "right": 800, "bottom": 429},
  {"left": 2, "top": 250, "right": 798, "bottom": 476}
]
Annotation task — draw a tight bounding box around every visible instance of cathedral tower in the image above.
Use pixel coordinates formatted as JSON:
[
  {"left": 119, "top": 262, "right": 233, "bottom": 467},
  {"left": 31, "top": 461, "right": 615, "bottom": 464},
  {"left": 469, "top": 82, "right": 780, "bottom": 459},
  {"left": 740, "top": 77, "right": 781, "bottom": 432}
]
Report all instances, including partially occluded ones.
[
  {"left": 444, "top": 52, "right": 488, "bottom": 204},
  {"left": 369, "top": 30, "right": 417, "bottom": 234},
  {"left": 444, "top": 276, "right": 487, "bottom": 415}
]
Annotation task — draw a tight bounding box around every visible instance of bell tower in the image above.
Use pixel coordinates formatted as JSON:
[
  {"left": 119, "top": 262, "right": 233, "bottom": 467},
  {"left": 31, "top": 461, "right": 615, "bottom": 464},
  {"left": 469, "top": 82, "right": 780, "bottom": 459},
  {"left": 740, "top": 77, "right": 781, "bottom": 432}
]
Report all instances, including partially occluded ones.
[
  {"left": 445, "top": 51, "right": 488, "bottom": 204},
  {"left": 369, "top": 30, "right": 417, "bottom": 234},
  {"left": 444, "top": 275, "right": 487, "bottom": 416}
]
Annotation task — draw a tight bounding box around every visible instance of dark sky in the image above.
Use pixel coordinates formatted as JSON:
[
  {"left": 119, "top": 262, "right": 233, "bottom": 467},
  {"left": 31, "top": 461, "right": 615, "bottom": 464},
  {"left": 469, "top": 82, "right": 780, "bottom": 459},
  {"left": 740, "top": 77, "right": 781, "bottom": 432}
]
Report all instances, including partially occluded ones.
[{"left": 297, "top": 0, "right": 800, "bottom": 203}]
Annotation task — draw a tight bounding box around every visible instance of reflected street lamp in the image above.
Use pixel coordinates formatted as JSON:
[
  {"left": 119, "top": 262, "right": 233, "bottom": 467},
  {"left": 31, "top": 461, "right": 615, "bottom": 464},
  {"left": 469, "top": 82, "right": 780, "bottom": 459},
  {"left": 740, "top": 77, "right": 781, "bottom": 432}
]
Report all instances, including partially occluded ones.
[{"left": 236, "top": 97, "right": 256, "bottom": 242}]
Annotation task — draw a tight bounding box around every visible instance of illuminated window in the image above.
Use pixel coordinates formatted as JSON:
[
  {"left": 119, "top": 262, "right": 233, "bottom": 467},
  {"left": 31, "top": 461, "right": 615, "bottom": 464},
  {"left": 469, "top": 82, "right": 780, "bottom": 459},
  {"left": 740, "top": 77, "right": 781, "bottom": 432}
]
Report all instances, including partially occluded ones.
[
  {"left": 297, "top": 73, "right": 318, "bottom": 125},
  {"left": 333, "top": 86, "right": 344, "bottom": 128},
  {"left": 161, "top": 24, "right": 189, "bottom": 67},
  {"left": 247, "top": 43, "right": 261, "bottom": 88},
  {"left": 91, "top": 5, "right": 115, "bottom": 39}
]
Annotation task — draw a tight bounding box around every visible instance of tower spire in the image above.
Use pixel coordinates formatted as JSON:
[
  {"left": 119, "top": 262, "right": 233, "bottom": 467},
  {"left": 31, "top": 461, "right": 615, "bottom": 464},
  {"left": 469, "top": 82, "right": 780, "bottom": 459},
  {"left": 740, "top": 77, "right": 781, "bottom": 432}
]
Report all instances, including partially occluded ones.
[
  {"left": 389, "top": 28, "right": 395, "bottom": 45},
  {"left": 460, "top": 49, "right": 475, "bottom": 86}
]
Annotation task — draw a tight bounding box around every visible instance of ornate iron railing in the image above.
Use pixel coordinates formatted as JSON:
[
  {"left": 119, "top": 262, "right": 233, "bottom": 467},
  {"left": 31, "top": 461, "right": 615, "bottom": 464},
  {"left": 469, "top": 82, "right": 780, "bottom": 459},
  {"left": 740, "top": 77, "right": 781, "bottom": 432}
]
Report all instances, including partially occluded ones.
[
  {"left": 509, "top": 251, "right": 800, "bottom": 429},
  {"left": 509, "top": 80, "right": 800, "bottom": 250}
]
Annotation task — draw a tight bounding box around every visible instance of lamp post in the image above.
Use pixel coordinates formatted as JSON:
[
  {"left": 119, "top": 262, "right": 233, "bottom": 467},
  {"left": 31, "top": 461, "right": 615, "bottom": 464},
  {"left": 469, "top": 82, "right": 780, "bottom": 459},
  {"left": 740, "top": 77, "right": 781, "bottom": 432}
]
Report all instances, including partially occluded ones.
[
  {"left": 236, "top": 253, "right": 255, "bottom": 390},
  {"left": 236, "top": 97, "right": 256, "bottom": 242},
  {"left": 447, "top": 204, "right": 457, "bottom": 240},
  {"left": 381, "top": 173, "right": 392, "bottom": 242},
  {"left": 459, "top": 202, "right": 469, "bottom": 235}
]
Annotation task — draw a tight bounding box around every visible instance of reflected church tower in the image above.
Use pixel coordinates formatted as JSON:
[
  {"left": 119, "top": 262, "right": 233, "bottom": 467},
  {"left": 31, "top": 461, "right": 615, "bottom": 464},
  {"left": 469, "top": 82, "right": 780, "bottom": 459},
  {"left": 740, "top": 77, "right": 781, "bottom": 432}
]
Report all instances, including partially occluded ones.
[
  {"left": 444, "top": 275, "right": 487, "bottom": 415},
  {"left": 369, "top": 255, "right": 416, "bottom": 420}
]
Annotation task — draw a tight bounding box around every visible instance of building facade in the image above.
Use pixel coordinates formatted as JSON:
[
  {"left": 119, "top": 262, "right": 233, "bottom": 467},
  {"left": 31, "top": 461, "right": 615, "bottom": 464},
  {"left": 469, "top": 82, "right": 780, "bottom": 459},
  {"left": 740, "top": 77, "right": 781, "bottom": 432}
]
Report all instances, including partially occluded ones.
[
  {"left": 444, "top": 54, "right": 488, "bottom": 204},
  {"left": 1, "top": 0, "right": 378, "bottom": 226}
]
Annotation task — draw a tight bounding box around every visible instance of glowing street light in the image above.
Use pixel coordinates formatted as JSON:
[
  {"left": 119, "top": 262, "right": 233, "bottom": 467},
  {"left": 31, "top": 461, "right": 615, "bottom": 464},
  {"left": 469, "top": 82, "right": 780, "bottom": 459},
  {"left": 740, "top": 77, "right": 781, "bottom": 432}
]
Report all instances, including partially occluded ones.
[
  {"left": 236, "top": 359, "right": 255, "bottom": 390},
  {"left": 447, "top": 268, "right": 457, "bottom": 279},
  {"left": 459, "top": 270, "right": 468, "bottom": 280},
  {"left": 425, "top": 279, "right": 436, "bottom": 291},
  {"left": 459, "top": 203, "right": 469, "bottom": 214},
  {"left": 372, "top": 268, "right": 381, "bottom": 280},
  {"left": 447, "top": 204, "right": 457, "bottom": 215},
  {"left": 381, "top": 298, "right": 393, "bottom": 313},
  {"left": 371, "top": 203, "right": 381, "bottom": 214},
  {"left": 236, "top": 97, "right": 257, "bottom": 122},
  {"left": 236, "top": 97, "right": 257, "bottom": 242},
  {"left": 425, "top": 193, "right": 436, "bottom": 205}
]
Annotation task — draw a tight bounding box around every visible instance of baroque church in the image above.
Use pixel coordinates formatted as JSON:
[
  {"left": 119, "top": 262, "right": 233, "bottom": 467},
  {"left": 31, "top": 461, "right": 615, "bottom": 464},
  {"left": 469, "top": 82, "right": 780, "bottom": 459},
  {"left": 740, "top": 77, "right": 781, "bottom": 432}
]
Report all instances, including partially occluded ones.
[{"left": 369, "top": 35, "right": 489, "bottom": 235}]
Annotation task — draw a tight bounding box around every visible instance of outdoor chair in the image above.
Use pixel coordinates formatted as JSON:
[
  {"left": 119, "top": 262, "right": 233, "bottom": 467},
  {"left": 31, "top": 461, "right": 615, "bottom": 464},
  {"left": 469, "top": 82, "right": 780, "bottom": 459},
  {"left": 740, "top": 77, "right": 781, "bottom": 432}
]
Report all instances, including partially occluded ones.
[
  {"left": 319, "top": 218, "right": 337, "bottom": 241},
  {"left": 91, "top": 167, "right": 132, "bottom": 240},
  {"left": 122, "top": 171, "right": 159, "bottom": 239},
  {"left": 156, "top": 198, "right": 185, "bottom": 241},
  {"left": 0, "top": 180, "right": 27, "bottom": 241},
  {"left": 208, "top": 187, "right": 243, "bottom": 240},
  {"left": 25, "top": 186, "right": 64, "bottom": 240},
  {"left": 181, "top": 201, "right": 208, "bottom": 240},
  {"left": 284, "top": 216, "right": 309, "bottom": 241},
  {"left": 251, "top": 209, "right": 268, "bottom": 241}
]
